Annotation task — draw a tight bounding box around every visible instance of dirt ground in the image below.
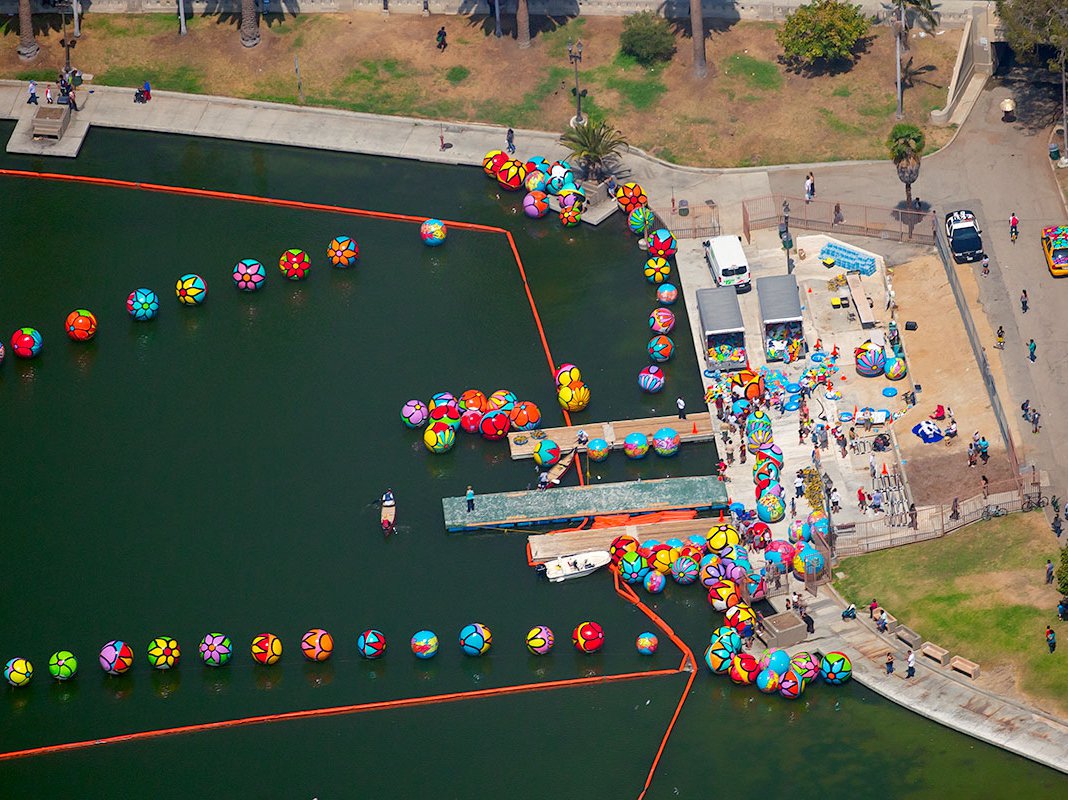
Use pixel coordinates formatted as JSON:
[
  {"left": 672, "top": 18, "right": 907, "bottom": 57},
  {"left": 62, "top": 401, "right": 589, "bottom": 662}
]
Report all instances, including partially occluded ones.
[{"left": 0, "top": 13, "right": 960, "bottom": 167}]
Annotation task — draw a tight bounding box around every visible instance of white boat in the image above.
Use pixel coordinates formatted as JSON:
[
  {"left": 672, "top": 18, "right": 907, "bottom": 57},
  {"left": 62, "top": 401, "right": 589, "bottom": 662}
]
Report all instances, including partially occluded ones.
[{"left": 543, "top": 550, "right": 611, "bottom": 583}]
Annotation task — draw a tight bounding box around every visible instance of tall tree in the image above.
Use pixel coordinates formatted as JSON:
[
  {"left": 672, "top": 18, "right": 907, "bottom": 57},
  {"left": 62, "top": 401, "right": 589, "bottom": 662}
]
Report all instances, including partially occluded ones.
[
  {"left": 17, "top": 0, "right": 39, "bottom": 61},
  {"left": 996, "top": 0, "right": 1068, "bottom": 159},
  {"left": 887, "top": 122, "right": 925, "bottom": 207},
  {"left": 516, "top": 0, "right": 530, "bottom": 49},
  {"left": 889, "top": 0, "right": 938, "bottom": 118},
  {"left": 560, "top": 120, "right": 629, "bottom": 180},
  {"left": 240, "top": 0, "right": 261, "bottom": 48},
  {"left": 691, "top": 0, "right": 708, "bottom": 78}
]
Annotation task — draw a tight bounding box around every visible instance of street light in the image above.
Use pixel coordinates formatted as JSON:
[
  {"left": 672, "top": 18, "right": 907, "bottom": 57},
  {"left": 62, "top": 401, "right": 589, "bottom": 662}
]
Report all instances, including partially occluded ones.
[
  {"left": 780, "top": 199, "right": 794, "bottom": 273},
  {"left": 567, "top": 39, "right": 586, "bottom": 126},
  {"left": 55, "top": 1, "right": 74, "bottom": 73}
]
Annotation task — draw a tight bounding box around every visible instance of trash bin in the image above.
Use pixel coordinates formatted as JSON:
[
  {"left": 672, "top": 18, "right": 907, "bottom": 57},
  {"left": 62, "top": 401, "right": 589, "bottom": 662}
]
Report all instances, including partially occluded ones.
[{"left": 1051, "top": 143, "right": 1061, "bottom": 161}]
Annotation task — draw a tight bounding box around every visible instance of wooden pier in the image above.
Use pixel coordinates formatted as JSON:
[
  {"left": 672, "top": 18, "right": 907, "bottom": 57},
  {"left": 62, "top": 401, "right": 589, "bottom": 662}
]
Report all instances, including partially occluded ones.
[
  {"left": 507, "top": 413, "right": 715, "bottom": 460},
  {"left": 441, "top": 475, "right": 729, "bottom": 532},
  {"left": 527, "top": 518, "right": 714, "bottom": 563}
]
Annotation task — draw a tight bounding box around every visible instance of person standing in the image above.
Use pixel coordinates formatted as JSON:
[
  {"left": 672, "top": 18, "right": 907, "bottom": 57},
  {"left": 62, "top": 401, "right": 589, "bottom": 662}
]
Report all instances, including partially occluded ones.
[
  {"left": 44, "top": 84, "right": 53, "bottom": 104},
  {"left": 858, "top": 487, "right": 868, "bottom": 511},
  {"left": 1047, "top": 559, "right": 1055, "bottom": 585},
  {"left": 436, "top": 26, "right": 448, "bottom": 51},
  {"left": 505, "top": 128, "right": 516, "bottom": 155},
  {"left": 676, "top": 396, "right": 686, "bottom": 419},
  {"left": 808, "top": 172, "right": 816, "bottom": 198},
  {"left": 869, "top": 598, "right": 879, "bottom": 619},
  {"left": 1047, "top": 625, "right": 1057, "bottom": 653},
  {"left": 906, "top": 649, "right": 916, "bottom": 679},
  {"left": 465, "top": 485, "right": 475, "bottom": 513},
  {"left": 794, "top": 471, "right": 805, "bottom": 498},
  {"left": 738, "top": 443, "right": 746, "bottom": 464},
  {"left": 831, "top": 487, "right": 841, "bottom": 513},
  {"left": 885, "top": 652, "right": 895, "bottom": 674},
  {"left": 67, "top": 89, "right": 78, "bottom": 112},
  {"left": 804, "top": 174, "right": 813, "bottom": 203},
  {"left": 1032, "top": 409, "right": 1041, "bottom": 433},
  {"left": 1021, "top": 289, "right": 1029, "bottom": 313},
  {"left": 1010, "top": 212, "right": 1019, "bottom": 240},
  {"left": 981, "top": 255, "right": 990, "bottom": 276},
  {"left": 908, "top": 503, "right": 918, "bottom": 529},
  {"left": 1028, "top": 338, "right": 1037, "bottom": 362},
  {"left": 981, "top": 475, "right": 989, "bottom": 498},
  {"left": 27, "top": 80, "right": 38, "bottom": 105},
  {"left": 1021, "top": 399, "right": 1030, "bottom": 419}
]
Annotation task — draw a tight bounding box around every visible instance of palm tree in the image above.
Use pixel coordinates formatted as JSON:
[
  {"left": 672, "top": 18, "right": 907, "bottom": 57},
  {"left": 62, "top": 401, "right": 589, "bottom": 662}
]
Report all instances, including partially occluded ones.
[
  {"left": 887, "top": 123, "right": 925, "bottom": 208},
  {"left": 691, "top": 0, "right": 707, "bottom": 78},
  {"left": 516, "top": 0, "right": 530, "bottom": 49},
  {"left": 560, "top": 120, "right": 629, "bottom": 181},
  {"left": 17, "top": 0, "right": 39, "bottom": 61},
  {"left": 240, "top": 0, "right": 261, "bottom": 48},
  {"left": 889, "top": 0, "right": 938, "bottom": 117}
]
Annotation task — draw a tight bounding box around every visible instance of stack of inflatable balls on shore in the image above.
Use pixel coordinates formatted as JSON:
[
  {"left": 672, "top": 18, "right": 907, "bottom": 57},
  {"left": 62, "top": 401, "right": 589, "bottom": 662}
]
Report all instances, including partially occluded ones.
[
  {"left": 485, "top": 151, "right": 586, "bottom": 227},
  {"left": 554, "top": 362, "right": 590, "bottom": 413},
  {"left": 399, "top": 388, "right": 545, "bottom": 452}
]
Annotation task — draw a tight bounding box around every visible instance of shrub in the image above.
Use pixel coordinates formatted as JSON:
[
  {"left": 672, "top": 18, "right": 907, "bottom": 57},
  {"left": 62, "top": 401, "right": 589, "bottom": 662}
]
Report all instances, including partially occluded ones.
[
  {"left": 777, "top": 0, "right": 871, "bottom": 70},
  {"left": 620, "top": 12, "right": 676, "bottom": 67}
]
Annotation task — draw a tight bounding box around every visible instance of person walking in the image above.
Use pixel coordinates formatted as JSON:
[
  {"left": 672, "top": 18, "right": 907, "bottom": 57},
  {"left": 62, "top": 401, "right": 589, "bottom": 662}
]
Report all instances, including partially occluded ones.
[
  {"left": 808, "top": 172, "right": 816, "bottom": 198},
  {"left": 906, "top": 649, "right": 916, "bottom": 679},
  {"left": 981, "top": 475, "right": 989, "bottom": 498},
  {"left": 1021, "top": 289, "right": 1029, "bottom": 313},
  {"left": 994, "top": 325, "right": 1004, "bottom": 348},
  {"left": 871, "top": 489, "right": 884, "bottom": 512},
  {"left": 794, "top": 471, "right": 805, "bottom": 498},
  {"left": 908, "top": 503, "right": 918, "bottom": 529},
  {"left": 1028, "top": 338, "right": 1037, "bottom": 362},
  {"left": 804, "top": 174, "right": 813, "bottom": 203},
  {"left": 1021, "top": 399, "right": 1030, "bottom": 419},
  {"left": 505, "top": 128, "right": 516, "bottom": 155},
  {"left": 1032, "top": 409, "right": 1041, "bottom": 433},
  {"left": 831, "top": 487, "right": 841, "bottom": 513},
  {"left": 1047, "top": 625, "right": 1056, "bottom": 653},
  {"left": 1010, "top": 212, "right": 1019, "bottom": 241},
  {"left": 465, "top": 485, "right": 475, "bottom": 513},
  {"left": 950, "top": 497, "right": 960, "bottom": 521},
  {"left": 858, "top": 487, "right": 868, "bottom": 511},
  {"left": 981, "top": 255, "right": 990, "bottom": 276},
  {"left": 885, "top": 652, "right": 895, "bottom": 674},
  {"left": 26, "top": 80, "right": 38, "bottom": 105},
  {"left": 436, "top": 26, "right": 448, "bottom": 51},
  {"left": 676, "top": 396, "right": 686, "bottom": 419},
  {"left": 67, "top": 89, "right": 78, "bottom": 112},
  {"left": 44, "top": 84, "right": 53, "bottom": 104},
  {"left": 1047, "top": 559, "right": 1055, "bottom": 585}
]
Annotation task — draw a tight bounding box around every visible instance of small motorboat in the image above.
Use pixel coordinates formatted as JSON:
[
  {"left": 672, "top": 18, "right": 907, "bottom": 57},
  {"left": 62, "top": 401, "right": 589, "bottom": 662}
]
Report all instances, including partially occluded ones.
[
  {"left": 542, "top": 550, "right": 611, "bottom": 583},
  {"left": 544, "top": 448, "right": 576, "bottom": 486}
]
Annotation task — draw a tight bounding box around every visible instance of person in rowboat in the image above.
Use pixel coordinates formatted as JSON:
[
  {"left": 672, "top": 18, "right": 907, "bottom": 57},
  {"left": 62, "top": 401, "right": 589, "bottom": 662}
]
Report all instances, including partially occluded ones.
[{"left": 382, "top": 489, "right": 396, "bottom": 507}]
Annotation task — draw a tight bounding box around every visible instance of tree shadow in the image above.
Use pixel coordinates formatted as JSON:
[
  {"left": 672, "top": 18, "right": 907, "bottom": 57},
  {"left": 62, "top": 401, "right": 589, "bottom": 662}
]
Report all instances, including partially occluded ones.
[
  {"left": 779, "top": 35, "right": 874, "bottom": 77},
  {"left": 902, "top": 59, "right": 942, "bottom": 90},
  {"left": 668, "top": 13, "right": 741, "bottom": 40},
  {"left": 992, "top": 48, "right": 1063, "bottom": 134},
  {"left": 458, "top": 1, "right": 576, "bottom": 43}
]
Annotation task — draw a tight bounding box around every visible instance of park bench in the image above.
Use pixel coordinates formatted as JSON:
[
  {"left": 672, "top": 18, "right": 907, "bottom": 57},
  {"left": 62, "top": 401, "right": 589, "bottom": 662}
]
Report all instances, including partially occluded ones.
[
  {"left": 874, "top": 607, "right": 899, "bottom": 634},
  {"left": 895, "top": 625, "right": 922, "bottom": 649},
  {"left": 949, "top": 655, "right": 981, "bottom": 679},
  {"left": 921, "top": 641, "right": 951, "bottom": 666}
]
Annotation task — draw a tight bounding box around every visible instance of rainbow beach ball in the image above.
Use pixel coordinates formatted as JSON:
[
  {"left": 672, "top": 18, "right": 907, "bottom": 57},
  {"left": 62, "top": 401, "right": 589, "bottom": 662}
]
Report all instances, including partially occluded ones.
[
  {"left": 411, "top": 630, "right": 439, "bottom": 659},
  {"left": 327, "top": 236, "right": 359, "bottom": 268},
  {"left": 233, "top": 259, "right": 266, "bottom": 291},
  {"left": 199, "top": 633, "right": 233, "bottom": 667},
  {"left": 251, "top": 633, "right": 283, "bottom": 665},
  {"left": 127, "top": 288, "right": 160, "bottom": 321},
  {"left": 175, "top": 273, "right": 207, "bottom": 305},
  {"left": 10, "top": 327, "right": 42, "bottom": 358},
  {"left": 636, "top": 633, "right": 659, "bottom": 655},
  {"left": 4, "top": 658, "right": 32, "bottom": 687},
  {"left": 66, "top": 309, "right": 97, "bottom": 342},
  {"left": 652, "top": 427, "right": 680, "bottom": 457},
  {"left": 623, "top": 431, "right": 650, "bottom": 459},
  {"left": 301, "top": 628, "right": 334, "bottom": 662},
  {"left": 279, "top": 249, "right": 311, "bottom": 280},
  {"left": 587, "top": 437, "right": 610, "bottom": 461},
  {"left": 357, "top": 629, "right": 387, "bottom": 659},
  {"left": 643, "top": 569, "right": 666, "bottom": 593},
  {"left": 48, "top": 651, "right": 78, "bottom": 681},
  {"left": 147, "top": 636, "right": 181, "bottom": 670},
  {"left": 421, "top": 218, "right": 447, "bottom": 246},
  {"left": 526, "top": 625, "right": 555, "bottom": 655},
  {"left": 459, "top": 623, "right": 492, "bottom": 656}
]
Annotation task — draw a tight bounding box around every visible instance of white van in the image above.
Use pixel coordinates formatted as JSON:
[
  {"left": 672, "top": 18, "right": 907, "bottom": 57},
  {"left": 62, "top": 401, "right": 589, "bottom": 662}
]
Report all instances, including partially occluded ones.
[{"left": 704, "top": 235, "right": 752, "bottom": 292}]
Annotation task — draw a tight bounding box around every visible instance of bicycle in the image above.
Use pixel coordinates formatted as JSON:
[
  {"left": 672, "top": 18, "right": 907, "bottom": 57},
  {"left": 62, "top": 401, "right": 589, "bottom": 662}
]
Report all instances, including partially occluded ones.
[
  {"left": 981, "top": 504, "right": 1007, "bottom": 520},
  {"left": 1010, "top": 226, "right": 1018, "bottom": 244},
  {"left": 1022, "top": 493, "right": 1050, "bottom": 512}
]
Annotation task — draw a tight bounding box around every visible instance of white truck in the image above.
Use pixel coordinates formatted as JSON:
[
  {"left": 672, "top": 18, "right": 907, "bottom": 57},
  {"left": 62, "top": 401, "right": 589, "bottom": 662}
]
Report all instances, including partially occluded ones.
[{"left": 703, "top": 235, "right": 752, "bottom": 292}]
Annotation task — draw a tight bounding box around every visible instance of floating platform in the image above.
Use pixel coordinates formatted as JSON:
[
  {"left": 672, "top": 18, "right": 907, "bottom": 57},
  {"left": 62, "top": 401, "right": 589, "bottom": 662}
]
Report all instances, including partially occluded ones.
[
  {"left": 507, "top": 414, "right": 715, "bottom": 460},
  {"left": 528, "top": 518, "right": 715, "bottom": 563},
  {"left": 442, "top": 476, "right": 729, "bottom": 532}
]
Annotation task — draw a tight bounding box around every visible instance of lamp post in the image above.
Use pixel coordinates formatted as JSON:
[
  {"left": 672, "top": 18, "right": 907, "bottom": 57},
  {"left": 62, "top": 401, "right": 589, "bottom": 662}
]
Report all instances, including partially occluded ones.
[
  {"left": 56, "top": 1, "right": 73, "bottom": 74},
  {"left": 567, "top": 39, "right": 585, "bottom": 126},
  {"left": 780, "top": 199, "right": 794, "bottom": 273}
]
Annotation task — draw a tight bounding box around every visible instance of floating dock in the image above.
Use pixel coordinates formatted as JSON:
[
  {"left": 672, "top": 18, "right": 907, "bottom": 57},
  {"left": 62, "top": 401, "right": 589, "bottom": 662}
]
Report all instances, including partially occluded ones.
[
  {"left": 527, "top": 518, "right": 714, "bottom": 563},
  {"left": 442, "top": 476, "right": 729, "bottom": 532},
  {"left": 507, "top": 414, "right": 715, "bottom": 460}
]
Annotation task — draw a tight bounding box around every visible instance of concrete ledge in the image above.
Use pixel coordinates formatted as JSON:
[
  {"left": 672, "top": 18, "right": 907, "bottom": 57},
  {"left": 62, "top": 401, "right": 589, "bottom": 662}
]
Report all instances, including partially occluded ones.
[{"left": 895, "top": 625, "right": 922, "bottom": 649}]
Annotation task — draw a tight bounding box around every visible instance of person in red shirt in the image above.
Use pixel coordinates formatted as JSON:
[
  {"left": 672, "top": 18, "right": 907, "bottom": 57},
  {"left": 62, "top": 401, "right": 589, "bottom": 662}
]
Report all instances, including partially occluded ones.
[{"left": 869, "top": 598, "right": 879, "bottom": 619}]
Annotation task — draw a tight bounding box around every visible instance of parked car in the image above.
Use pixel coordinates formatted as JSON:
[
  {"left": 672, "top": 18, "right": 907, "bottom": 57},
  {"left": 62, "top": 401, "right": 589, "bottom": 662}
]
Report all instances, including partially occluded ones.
[
  {"left": 945, "top": 210, "right": 984, "bottom": 263},
  {"left": 1041, "top": 225, "right": 1068, "bottom": 277}
]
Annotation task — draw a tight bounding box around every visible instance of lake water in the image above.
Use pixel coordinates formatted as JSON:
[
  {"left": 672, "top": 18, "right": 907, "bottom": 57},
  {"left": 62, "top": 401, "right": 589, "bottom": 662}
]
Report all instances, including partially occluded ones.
[{"left": 0, "top": 123, "right": 1064, "bottom": 798}]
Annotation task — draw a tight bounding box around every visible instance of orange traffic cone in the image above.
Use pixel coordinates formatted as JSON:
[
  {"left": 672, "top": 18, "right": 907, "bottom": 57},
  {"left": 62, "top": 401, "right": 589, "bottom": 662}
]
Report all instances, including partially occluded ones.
[
  {"left": 881, "top": 463, "right": 889, "bottom": 476},
  {"left": 692, "top": 422, "right": 699, "bottom": 435}
]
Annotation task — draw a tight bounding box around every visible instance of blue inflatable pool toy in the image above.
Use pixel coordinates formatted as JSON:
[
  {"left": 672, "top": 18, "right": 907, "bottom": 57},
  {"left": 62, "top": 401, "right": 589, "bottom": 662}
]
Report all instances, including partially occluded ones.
[
  {"left": 882, "top": 387, "right": 898, "bottom": 398},
  {"left": 784, "top": 398, "right": 800, "bottom": 411},
  {"left": 811, "top": 352, "right": 825, "bottom": 363},
  {"left": 785, "top": 383, "right": 801, "bottom": 394},
  {"left": 839, "top": 411, "right": 854, "bottom": 422}
]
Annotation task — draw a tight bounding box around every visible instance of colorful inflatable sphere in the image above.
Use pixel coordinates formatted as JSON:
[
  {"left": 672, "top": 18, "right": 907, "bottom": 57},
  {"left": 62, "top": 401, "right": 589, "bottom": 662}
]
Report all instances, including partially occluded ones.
[
  {"left": 147, "top": 636, "right": 181, "bottom": 670},
  {"left": 199, "top": 633, "right": 233, "bottom": 667},
  {"left": 725, "top": 604, "right": 758, "bottom": 635},
  {"left": 525, "top": 625, "right": 555, "bottom": 655},
  {"left": 587, "top": 437, "right": 610, "bottom": 461},
  {"left": 648, "top": 228, "right": 678, "bottom": 258},
  {"left": 127, "top": 288, "right": 160, "bottom": 321},
  {"left": 509, "top": 400, "right": 542, "bottom": 431},
  {"left": 251, "top": 633, "right": 283, "bottom": 665},
  {"left": 175, "top": 273, "right": 207, "bottom": 305},
  {"left": 790, "top": 651, "right": 820, "bottom": 683},
  {"left": 706, "top": 524, "right": 740, "bottom": 554},
  {"left": 559, "top": 205, "right": 581, "bottom": 227},
  {"left": 657, "top": 283, "right": 679, "bottom": 305},
  {"left": 4, "top": 658, "right": 32, "bottom": 687},
  {"left": 66, "top": 309, "right": 97, "bottom": 342},
  {"left": 487, "top": 389, "right": 517, "bottom": 412},
  {"left": 644, "top": 257, "right": 672, "bottom": 284},
  {"left": 420, "top": 219, "right": 447, "bottom": 246},
  {"left": 557, "top": 381, "right": 591, "bottom": 411},
  {"left": 496, "top": 158, "right": 528, "bottom": 191},
  {"left": 756, "top": 667, "right": 781, "bottom": 694},
  {"left": 615, "top": 182, "right": 648, "bottom": 213},
  {"left": 779, "top": 668, "right": 804, "bottom": 699},
  {"left": 526, "top": 156, "right": 551, "bottom": 175},
  {"left": 459, "top": 623, "right": 492, "bottom": 656},
  {"left": 232, "top": 259, "right": 267, "bottom": 292},
  {"left": 650, "top": 545, "right": 675, "bottom": 574},
  {"left": 429, "top": 403, "right": 463, "bottom": 431},
  {"left": 628, "top": 206, "right": 656, "bottom": 234},
  {"left": 765, "top": 648, "right": 792, "bottom": 676},
  {"left": 523, "top": 191, "right": 550, "bottom": 218},
  {"left": 300, "top": 628, "right": 334, "bottom": 662},
  {"left": 708, "top": 579, "right": 741, "bottom": 612},
  {"left": 459, "top": 389, "right": 488, "bottom": 413},
  {"left": 652, "top": 427, "right": 680, "bottom": 457},
  {"left": 357, "top": 629, "right": 387, "bottom": 659},
  {"left": 99, "top": 640, "right": 135, "bottom": 675},
  {"left": 609, "top": 534, "right": 639, "bottom": 564},
  {"left": 623, "top": 431, "right": 650, "bottom": 459},
  {"left": 638, "top": 365, "right": 665, "bottom": 393},
  {"left": 885, "top": 357, "right": 908, "bottom": 380},
  {"left": 279, "top": 249, "right": 311, "bottom": 280},
  {"left": 401, "top": 399, "right": 430, "bottom": 428},
  {"left": 479, "top": 409, "right": 511, "bottom": 440},
  {"left": 559, "top": 187, "right": 585, "bottom": 209},
  {"left": 460, "top": 408, "right": 484, "bottom": 434},
  {"left": 648, "top": 335, "right": 675, "bottom": 363},
  {"left": 643, "top": 569, "right": 666, "bottom": 593},
  {"left": 729, "top": 652, "right": 760, "bottom": 685},
  {"left": 10, "top": 327, "right": 42, "bottom": 358},
  {"left": 854, "top": 343, "right": 885, "bottom": 377},
  {"left": 554, "top": 363, "right": 582, "bottom": 387},
  {"left": 327, "top": 236, "right": 360, "bottom": 268},
  {"left": 572, "top": 621, "right": 604, "bottom": 654},
  {"left": 820, "top": 651, "right": 853, "bottom": 684},
  {"left": 0, "top": 342, "right": 4, "bottom": 365},
  {"left": 649, "top": 307, "right": 676, "bottom": 334},
  {"left": 482, "top": 150, "right": 507, "bottom": 176},
  {"left": 423, "top": 421, "right": 457, "bottom": 453},
  {"left": 533, "top": 438, "right": 561, "bottom": 467},
  {"left": 714, "top": 628, "right": 743, "bottom": 655},
  {"left": 670, "top": 555, "right": 699, "bottom": 584},
  {"left": 636, "top": 632, "right": 659, "bottom": 655},
  {"left": 410, "top": 630, "right": 439, "bottom": 659},
  {"left": 704, "top": 641, "right": 733, "bottom": 673},
  {"left": 757, "top": 493, "right": 786, "bottom": 523},
  {"left": 524, "top": 170, "right": 548, "bottom": 193},
  {"left": 619, "top": 550, "right": 651, "bottom": 584},
  {"left": 48, "top": 650, "right": 78, "bottom": 681}
]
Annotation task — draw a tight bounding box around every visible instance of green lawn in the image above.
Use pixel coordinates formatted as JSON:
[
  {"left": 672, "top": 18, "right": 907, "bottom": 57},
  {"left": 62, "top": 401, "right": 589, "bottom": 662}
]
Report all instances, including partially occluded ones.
[{"left": 834, "top": 514, "right": 1068, "bottom": 715}]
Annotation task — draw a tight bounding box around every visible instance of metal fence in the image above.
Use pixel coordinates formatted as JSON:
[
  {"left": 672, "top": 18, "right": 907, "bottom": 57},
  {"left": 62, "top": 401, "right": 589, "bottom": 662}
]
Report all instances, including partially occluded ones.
[
  {"left": 740, "top": 195, "right": 937, "bottom": 245},
  {"left": 655, "top": 202, "right": 721, "bottom": 240}
]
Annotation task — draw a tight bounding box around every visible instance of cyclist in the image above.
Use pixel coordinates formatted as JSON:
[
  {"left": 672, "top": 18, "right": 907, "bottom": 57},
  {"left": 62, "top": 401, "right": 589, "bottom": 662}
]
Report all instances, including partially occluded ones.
[{"left": 1010, "top": 212, "right": 1019, "bottom": 242}]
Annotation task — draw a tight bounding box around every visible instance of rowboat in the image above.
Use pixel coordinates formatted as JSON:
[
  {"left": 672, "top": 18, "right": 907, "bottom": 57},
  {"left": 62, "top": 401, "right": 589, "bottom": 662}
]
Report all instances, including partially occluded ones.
[
  {"left": 545, "top": 448, "right": 576, "bottom": 486},
  {"left": 381, "top": 503, "right": 396, "bottom": 530},
  {"left": 542, "top": 550, "right": 611, "bottom": 583}
]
